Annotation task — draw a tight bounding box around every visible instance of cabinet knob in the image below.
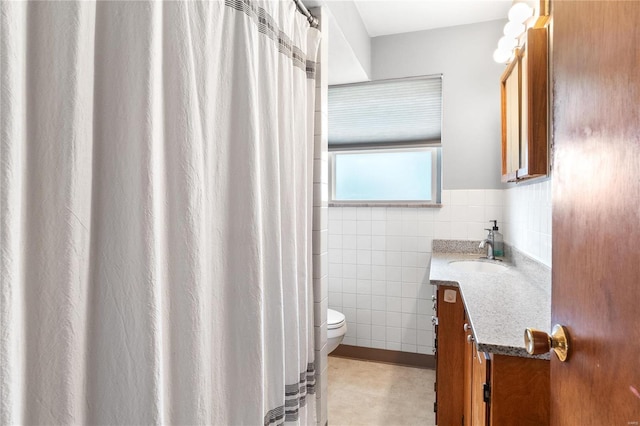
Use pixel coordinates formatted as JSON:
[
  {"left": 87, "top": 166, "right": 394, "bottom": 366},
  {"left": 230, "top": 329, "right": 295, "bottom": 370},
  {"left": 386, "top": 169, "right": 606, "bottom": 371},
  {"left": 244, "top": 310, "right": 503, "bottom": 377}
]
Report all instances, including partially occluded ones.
[
  {"left": 467, "top": 335, "right": 474, "bottom": 343},
  {"left": 463, "top": 323, "right": 470, "bottom": 332},
  {"left": 431, "top": 295, "right": 436, "bottom": 302},
  {"left": 524, "top": 325, "right": 570, "bottom": 362}
]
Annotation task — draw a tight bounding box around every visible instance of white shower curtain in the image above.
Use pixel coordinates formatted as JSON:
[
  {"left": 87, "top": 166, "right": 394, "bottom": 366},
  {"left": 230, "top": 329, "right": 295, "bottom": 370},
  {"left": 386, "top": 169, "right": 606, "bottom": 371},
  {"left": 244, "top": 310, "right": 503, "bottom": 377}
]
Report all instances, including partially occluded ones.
[{"left": 1, "top": 1, "right": 320, "bottom": 424}]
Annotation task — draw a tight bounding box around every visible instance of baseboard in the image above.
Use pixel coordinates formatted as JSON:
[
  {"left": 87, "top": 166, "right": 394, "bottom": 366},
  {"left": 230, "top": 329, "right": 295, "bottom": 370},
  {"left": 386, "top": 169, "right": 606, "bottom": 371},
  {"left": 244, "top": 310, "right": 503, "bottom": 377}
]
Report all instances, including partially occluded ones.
[{"left": 329, "top": 344, "right": 435, "bottom": 369}]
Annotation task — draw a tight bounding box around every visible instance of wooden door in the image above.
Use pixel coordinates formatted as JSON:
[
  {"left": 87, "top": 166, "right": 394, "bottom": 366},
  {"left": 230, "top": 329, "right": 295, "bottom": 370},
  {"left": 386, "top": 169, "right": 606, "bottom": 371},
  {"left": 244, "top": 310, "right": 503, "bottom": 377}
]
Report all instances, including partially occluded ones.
[{"left": 552, "top": 1, "right": 640, "bottom": 424}]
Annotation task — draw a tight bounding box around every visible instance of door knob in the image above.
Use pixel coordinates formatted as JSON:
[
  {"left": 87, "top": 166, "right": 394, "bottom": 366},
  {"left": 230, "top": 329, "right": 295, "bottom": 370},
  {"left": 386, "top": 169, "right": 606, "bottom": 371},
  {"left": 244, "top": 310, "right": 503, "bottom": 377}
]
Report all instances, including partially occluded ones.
[{"left": 524, "top": 324, "right": 570, "bottom": 362}]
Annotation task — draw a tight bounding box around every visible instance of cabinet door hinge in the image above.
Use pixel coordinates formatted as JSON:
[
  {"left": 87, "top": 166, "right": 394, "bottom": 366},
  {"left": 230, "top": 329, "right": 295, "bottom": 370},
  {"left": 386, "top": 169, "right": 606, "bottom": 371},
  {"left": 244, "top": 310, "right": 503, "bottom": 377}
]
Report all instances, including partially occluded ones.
[
  {"left": 434, "top": 381, "right": 437, "bottom": 392},
  {"left": 483, "top": 383, "right": 491, "bottom": 404},
  {"left": 433, "top": 402, "right": 437, "bottom": 413},
  {"left": 434, "top": 337, "right": 437, "bottom": 350}
]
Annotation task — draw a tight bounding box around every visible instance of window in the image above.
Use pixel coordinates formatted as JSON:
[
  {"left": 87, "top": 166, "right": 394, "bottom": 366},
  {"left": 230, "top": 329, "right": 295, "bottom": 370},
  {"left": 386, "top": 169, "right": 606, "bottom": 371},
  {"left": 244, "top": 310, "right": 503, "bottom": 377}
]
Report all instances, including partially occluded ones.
[
  {"left": 328, "top": 75, "right": 443, "bottom": 204},
  {"left": 332, "top": 148, "right": 440, "bottom": 202}
]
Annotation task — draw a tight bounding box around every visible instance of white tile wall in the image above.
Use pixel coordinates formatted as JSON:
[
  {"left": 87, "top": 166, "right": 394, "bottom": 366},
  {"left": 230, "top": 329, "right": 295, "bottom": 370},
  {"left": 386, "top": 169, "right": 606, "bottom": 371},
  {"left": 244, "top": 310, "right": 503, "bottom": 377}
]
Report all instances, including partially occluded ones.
[
  {"left": 327, "top": 189, "right": 504, "bottom": 354},
  {"left": 503, "top": 179, "right": 553, "bottom": 267}
]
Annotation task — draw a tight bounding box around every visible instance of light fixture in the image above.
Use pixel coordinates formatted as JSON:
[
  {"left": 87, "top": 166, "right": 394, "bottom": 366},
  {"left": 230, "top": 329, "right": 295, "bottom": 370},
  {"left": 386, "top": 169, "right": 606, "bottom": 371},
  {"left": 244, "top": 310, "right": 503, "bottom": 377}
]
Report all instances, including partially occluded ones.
[
  {"left": 493, "top": 0, "right": 547, "bottom": 64},
  {"left": 494, "top": 2, "right": 541, "bottom": 64},
  {"left": 508, "top": 2, "right": 533, "bottom": 24}
]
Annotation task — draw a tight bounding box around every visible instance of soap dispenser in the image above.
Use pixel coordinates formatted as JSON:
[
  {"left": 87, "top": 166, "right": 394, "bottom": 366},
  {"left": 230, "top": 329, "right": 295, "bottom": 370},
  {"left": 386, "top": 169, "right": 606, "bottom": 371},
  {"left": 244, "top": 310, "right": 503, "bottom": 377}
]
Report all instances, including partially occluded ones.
[{"left": 491, "top": 220, "right": 504, "bottom": 257}]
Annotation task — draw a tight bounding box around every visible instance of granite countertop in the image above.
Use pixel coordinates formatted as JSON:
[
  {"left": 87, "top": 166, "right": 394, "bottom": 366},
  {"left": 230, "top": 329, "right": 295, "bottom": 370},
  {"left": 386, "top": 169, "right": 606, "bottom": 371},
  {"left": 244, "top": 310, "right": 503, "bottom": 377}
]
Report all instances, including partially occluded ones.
[{"left": 429, "top": 241, "right": 552, "bottom": 359}]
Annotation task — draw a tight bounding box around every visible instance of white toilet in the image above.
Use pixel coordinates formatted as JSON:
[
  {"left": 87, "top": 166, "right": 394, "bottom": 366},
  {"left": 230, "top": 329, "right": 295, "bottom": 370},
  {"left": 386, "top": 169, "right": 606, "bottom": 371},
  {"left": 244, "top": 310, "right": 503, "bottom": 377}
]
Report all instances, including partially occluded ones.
[{"left": 327, "top": 309, "right": 347, "bottom": 354}]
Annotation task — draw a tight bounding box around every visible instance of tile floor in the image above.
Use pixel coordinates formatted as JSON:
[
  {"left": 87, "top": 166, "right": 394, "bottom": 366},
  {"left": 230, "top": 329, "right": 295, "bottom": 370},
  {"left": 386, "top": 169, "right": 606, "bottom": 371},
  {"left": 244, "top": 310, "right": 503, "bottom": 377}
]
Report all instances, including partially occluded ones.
[{"left": 327, "top": 356, "right": 436, "bottom": 425}]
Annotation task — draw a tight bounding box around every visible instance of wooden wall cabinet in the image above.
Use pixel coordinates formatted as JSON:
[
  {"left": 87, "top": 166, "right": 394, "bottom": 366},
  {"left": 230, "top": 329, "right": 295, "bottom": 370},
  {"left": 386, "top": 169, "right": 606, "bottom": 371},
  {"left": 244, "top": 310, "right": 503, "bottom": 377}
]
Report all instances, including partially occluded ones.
[
  {"left": 435, "top": 285, "right": 550, "bottom": 425},
  {"left": 501, "top": 26, "right": 549, "bottom": 182}
]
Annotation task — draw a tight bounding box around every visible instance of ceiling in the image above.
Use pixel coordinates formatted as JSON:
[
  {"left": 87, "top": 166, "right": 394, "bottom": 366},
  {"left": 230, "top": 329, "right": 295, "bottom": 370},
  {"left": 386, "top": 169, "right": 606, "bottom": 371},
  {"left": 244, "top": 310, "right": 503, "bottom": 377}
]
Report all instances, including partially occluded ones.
[
  {"left": 353, "top": 0, "right": 511, "bottom": 37},
  {"left": 302, "top": 0, "right": 512, "bottom": 85}
]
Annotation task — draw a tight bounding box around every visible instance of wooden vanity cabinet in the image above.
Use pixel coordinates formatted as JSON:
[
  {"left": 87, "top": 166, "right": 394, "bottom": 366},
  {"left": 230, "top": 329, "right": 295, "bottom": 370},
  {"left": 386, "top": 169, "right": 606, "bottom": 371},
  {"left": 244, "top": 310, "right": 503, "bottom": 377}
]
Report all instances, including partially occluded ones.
[
  {"left": 435, "top": 285, "right": 550, "bottom": 425},
  {"left": 489, "top": 354, "right": 550, "bottom": 425},
  {"left": 463, "top": 312, "right": 473, "bottom": 425},
  {"left": 434, "top": 285, "right": 465, "bottom": 426},
  {"left": 501, "top": 26, "right": 549, "bottom": 182},
  {"left": 470, "top": 345, "right": 490, "bottom": 426},
  {"left": 467, "top": 350, "right": 550, "bottom": 426},
  {"left": 462, "top": 319, "right": 491, "bottom": 426}
]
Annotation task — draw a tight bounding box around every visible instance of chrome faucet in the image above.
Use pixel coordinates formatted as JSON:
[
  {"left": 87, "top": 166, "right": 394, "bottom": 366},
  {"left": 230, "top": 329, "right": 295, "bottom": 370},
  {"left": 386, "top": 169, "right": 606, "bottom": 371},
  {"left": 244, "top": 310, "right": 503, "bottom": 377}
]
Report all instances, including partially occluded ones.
[{"left": 479, "top": 228, "right": 495, "bottom": 260}]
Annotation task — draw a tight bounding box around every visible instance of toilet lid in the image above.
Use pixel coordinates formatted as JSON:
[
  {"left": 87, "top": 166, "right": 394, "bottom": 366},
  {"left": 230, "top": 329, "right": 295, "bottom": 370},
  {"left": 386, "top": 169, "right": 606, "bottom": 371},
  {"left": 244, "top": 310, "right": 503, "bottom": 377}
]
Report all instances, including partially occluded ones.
[{"left": 327, "top": 309, "right": 345, "bottom": 329}]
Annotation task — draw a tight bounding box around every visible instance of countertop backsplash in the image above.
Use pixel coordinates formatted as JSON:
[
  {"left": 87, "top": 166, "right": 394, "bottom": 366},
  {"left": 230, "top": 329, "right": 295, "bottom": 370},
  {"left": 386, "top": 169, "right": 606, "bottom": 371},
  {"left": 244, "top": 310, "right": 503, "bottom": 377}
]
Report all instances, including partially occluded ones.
[{"left": 433, "top": 238, "right": 551, "bottom": 294}]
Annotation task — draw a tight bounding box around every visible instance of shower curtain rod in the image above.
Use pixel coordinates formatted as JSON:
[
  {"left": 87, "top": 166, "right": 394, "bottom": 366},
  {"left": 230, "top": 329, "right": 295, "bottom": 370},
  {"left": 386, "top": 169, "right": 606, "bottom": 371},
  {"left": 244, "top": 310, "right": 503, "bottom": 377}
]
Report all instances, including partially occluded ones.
[{"left": 293, "top": 0, "right": 319, "bottom": 28}]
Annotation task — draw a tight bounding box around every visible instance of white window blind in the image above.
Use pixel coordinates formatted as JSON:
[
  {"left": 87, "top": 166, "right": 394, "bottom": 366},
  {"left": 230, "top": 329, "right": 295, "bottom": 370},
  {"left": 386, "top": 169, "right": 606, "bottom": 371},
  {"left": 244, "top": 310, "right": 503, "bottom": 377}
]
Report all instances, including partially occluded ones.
[{"left": 328, "top": 75, "right": 442, "bottom": 150}]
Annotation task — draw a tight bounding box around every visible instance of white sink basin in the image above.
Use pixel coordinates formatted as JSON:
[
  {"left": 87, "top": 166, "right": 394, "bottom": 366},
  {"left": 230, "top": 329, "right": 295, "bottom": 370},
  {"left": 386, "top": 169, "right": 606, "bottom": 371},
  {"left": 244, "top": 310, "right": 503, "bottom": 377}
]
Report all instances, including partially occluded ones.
[{"left": 448, "top": 260, "right": 508, "bottom": 273}]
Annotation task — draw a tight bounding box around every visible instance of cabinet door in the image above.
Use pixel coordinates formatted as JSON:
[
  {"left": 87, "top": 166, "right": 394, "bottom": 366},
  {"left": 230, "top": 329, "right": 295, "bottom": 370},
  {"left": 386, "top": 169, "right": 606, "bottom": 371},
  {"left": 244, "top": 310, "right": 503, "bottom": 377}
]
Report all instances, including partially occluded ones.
[
  {"left": 501, "top": 58, "right": 520, "bottom": 182},
  {"left": 471, "top": 348, "right": 490, "bottom": 426},
  {"left": 463, "top": 314, "right": 473, "bottom": 425},
  {"left": 435, "top": 286, "right": 465, "bottom": 425},
  {"left": 518, "top": 27, "right": 548, "bottom": 180},
  {"left": 490, "top": 354, "right": 550, "bottom": 425},
  {"left": 520, "top": 48, "right": 529, "bottom": 174},
  {"left": 500, "top": 26, "right": 548, "bottom": 182}
]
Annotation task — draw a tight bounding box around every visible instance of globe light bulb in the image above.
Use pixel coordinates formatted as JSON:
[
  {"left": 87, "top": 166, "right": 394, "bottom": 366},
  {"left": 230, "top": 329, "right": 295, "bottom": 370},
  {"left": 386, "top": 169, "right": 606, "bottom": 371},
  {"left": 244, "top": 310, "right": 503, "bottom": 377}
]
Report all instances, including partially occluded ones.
[
  {"left": 504, "top": 21, "right": 525, "bottom": 38},
  {"left": 508, "top": 2, "right": 533, "bottom": 24},
  {"left": 493, "top": 48, "right": 512, "bottom": 64},
  {"left": 498, "top": 36, "right": 517, "bottom": 51}
]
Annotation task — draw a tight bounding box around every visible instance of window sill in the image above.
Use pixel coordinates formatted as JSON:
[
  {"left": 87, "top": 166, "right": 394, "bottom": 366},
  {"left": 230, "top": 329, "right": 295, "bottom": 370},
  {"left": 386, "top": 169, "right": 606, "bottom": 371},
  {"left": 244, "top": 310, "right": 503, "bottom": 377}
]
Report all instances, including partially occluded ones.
[{"left": 328, "top": 202, "right": 443, "bottom": 208}]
